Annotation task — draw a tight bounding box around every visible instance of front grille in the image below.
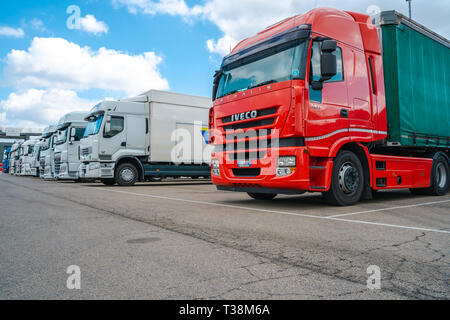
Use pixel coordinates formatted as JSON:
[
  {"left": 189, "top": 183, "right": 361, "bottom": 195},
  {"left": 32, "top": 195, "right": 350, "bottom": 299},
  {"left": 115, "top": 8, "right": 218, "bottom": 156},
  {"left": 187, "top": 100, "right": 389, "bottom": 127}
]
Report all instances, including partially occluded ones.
[
  {"left": 81, "top": 147, "right": 91, "bottom": 156},
  {"left": 225, "top": 129, "right": 272, "bottom": 141},
  {"left": 227, "top": 151, "right": 266, "bottom": 161},
  {"left": 54, "top": 153, "right": 61, "bottom": 175},
  {"left": 39, "top": 157, "right": 45, "bottom": 170},
  {"left": 221, "top": 107, "right": 277, "bottom": 124},
  {"left": 224, "top": 118, "right": 274, "bottom": 131},
  {"left": 232, "top": 168, "right": 261, "bottom": 177}
]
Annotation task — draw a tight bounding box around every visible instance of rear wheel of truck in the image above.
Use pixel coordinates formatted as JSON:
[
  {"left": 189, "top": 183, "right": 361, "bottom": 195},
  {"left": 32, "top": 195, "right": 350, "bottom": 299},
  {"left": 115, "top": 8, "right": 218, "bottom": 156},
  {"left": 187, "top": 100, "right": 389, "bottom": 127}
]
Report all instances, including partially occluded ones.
[
  {"left": 115, "top": 163, "right": 138, "bottom": 186},
  {"left": 410, "top": 155, "right": 449, "bottom": 196},
  {"left": 323, "top": 150, "right": 364, "bottom": 206},
  {"left": 101, "top": 179, "right": 116, "bottom": 186},
  {"left": 247, "top": 193, "right": 277, "bottom": 200}
]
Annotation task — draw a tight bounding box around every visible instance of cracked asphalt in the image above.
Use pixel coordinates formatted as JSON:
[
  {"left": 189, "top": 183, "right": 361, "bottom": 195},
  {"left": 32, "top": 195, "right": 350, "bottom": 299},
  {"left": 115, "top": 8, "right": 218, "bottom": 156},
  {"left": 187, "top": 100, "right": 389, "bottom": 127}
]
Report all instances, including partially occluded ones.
[{"left": 0, "top": 173, "right": 449, "bottom": 299}]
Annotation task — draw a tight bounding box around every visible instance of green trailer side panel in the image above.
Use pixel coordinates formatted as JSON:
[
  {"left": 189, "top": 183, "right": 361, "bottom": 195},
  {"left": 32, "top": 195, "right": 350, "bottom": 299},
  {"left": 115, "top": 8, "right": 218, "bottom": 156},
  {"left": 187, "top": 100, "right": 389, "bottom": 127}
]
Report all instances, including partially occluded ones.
[{"left": 381, "top": 24, "right": 450, "bottom": 147}]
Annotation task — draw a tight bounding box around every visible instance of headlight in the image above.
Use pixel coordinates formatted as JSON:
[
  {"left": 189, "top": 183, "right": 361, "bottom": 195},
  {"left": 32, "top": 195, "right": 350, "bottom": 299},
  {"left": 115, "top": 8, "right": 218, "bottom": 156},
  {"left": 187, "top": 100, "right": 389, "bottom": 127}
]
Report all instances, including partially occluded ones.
[
  {"left": 278, "top": 156, "right": 296, "bottom": 167},
  {"left": 212, "top": 159, "right": 219, "bottom": 169},
  {"left": 89, "top": 162, "right": 100, "bottom": 170}
]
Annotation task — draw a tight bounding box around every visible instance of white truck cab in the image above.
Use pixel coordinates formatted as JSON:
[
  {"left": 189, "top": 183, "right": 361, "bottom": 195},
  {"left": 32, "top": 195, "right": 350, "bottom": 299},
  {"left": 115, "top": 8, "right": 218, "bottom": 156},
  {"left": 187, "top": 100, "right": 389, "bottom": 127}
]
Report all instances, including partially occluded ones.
[
  {"left": 79, "top": 90, "right": 212, "bottom": 186},
  {"left": 53, "top": 111, "right": 88, "bottom": 180},
  {"left": 20, "top": 138, "right": 40, "bottom": 176},
  {"left": 9, "top": 142, "right": 21, "bottom": 175},
  {"left": 39, "top": 125, "right": 57, "bottom": 179}
]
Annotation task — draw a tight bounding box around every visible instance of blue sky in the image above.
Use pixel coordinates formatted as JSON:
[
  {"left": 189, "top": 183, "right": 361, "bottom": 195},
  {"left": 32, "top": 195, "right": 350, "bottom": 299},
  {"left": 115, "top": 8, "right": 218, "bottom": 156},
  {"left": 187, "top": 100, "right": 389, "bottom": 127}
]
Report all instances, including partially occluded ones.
[{"left": 1, "top": 0, "right": 449, "bottom": 129}]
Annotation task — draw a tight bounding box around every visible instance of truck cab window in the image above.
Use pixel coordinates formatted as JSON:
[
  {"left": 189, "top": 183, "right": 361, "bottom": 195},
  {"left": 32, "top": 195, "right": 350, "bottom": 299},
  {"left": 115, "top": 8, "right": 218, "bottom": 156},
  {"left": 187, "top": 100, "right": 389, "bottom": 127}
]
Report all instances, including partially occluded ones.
[
  {"left": 74, "top": 128, "right": 85, "bottom": 141},
  {"left": 104, "top": 116, "right": 124, "bottom": 138}
]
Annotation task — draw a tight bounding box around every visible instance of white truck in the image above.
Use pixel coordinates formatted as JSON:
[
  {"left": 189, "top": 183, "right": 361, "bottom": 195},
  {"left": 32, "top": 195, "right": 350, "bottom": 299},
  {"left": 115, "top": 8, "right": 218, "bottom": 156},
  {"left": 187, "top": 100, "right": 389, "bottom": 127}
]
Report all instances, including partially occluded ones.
[
  {"left": 39, "top": 125, "right": 57, "bottom": 179},
  {"left": 79, "top": 90, "right": 212, "bottom": 186},
  {"left": 53, "top": 111, "right": 87, "bottom": 180},
  {"left": 20, "top": 138, "right": 40, "bottom": 176}
]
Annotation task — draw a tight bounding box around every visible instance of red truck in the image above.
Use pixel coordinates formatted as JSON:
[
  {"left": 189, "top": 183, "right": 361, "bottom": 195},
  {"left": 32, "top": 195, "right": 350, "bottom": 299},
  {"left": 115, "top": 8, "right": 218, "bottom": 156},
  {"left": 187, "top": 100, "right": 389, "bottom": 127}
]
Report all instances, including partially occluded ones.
[{"left": 209, "top": 8, "right": 450, "bottom": 205}]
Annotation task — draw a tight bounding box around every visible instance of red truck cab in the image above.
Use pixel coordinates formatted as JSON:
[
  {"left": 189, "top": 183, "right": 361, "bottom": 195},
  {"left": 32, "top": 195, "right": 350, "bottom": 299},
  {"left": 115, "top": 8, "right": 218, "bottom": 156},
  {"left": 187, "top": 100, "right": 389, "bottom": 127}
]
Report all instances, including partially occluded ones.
[{"left": 210, "top": 8, "right": 449, "bottom": 205}]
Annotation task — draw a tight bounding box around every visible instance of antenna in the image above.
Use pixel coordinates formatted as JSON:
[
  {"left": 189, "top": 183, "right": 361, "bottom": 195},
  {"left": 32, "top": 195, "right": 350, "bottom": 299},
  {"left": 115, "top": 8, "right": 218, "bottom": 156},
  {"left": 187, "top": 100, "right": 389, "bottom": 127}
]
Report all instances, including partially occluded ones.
[{"left": 406, "top": 0, "right": 412, "bottom": 19}]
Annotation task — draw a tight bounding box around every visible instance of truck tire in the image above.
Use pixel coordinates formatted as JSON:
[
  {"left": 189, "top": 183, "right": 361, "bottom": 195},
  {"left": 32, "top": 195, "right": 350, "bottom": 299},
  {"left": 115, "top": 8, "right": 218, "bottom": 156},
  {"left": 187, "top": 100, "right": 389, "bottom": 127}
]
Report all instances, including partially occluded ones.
[
  {"left": 323, "top": 150, "right": 364, "bottom": 206},
  {"left": 115, "top": 163, "right": 138, "bottom": 186},
  {"left": 247, "top": 193, "right": 277, "bottom": 200},
  {"left": 410, "top": 155, "right": 449, "bottom": 196},
  {"left": 101, "top": 179, "right": 116, "bottom": 186}
]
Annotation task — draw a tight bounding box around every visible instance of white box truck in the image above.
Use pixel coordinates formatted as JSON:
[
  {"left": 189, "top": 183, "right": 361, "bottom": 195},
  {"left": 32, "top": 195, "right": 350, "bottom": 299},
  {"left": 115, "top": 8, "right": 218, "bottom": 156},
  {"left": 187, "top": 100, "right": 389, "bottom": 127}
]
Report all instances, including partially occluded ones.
[
  {"left": 79, "top": 90, "right": 212, "bottom": 186},
  {"left": 53, "top": 111, "right": 87, "bottom": 180}
]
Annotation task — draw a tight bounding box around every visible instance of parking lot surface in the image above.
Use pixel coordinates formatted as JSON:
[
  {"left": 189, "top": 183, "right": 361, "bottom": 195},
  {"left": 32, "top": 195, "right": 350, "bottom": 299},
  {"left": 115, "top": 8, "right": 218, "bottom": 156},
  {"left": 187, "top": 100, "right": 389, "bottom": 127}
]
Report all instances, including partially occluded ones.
[{"left": 0, "top": 173, "right": 449, "bottom": 299}]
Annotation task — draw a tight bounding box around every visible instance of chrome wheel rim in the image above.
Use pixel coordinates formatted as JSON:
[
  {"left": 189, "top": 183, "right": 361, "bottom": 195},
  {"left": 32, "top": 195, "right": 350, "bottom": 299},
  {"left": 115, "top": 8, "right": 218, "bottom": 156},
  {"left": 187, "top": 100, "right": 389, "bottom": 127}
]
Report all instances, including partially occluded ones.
[
  {"left": 338, "top": 161, "right": 360, "bottom": 195},
  {"left": 120, "top": 168, "right": 135, "bottom": 182},
  {"left": 436, "top": 162, "right": 447, "bottom": 189}
]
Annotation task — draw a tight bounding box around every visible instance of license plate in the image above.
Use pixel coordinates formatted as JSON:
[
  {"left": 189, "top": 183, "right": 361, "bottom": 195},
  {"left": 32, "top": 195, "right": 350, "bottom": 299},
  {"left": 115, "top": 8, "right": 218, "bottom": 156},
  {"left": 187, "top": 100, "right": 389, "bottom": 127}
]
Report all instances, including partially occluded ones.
[{"left": 237, "top": 160, "right": 252, "bottom": 167}]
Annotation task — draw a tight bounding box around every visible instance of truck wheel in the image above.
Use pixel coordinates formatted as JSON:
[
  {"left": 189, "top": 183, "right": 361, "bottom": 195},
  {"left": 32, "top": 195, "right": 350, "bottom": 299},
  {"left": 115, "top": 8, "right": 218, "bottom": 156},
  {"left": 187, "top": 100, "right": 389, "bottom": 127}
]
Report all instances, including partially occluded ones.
[
  {"left": 411, "top": 156, "right": 449, "bottom": 196},
  {"left": 247, "top": 193, "right": 277, "bottom": 200},
  {"left": 101, "top": 179, "right": 116, "bottom": 186},
  {"left": 323, "top": 151, "right": 364, "bottom": 206},
  {"left": 115, "top": 163, "right": 138, "bottom": 186}
]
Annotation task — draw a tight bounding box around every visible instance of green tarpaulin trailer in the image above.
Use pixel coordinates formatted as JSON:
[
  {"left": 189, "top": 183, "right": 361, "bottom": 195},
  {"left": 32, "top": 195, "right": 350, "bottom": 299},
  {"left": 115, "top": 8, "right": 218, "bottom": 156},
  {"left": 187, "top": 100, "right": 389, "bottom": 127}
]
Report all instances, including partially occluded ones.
[{"left": 376, "top": 11, "right": 450, "bottom": 148}]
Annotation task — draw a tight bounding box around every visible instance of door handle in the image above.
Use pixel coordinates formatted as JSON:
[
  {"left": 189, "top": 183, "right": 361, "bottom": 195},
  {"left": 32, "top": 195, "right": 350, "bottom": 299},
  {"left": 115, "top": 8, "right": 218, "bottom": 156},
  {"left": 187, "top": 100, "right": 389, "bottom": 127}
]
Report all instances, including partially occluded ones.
[
  {"left": 340, "top": 109, "right": 348, "bottom": 118},
  {"left": 121, "top": 142, "right": 126, "bottom": 147}
]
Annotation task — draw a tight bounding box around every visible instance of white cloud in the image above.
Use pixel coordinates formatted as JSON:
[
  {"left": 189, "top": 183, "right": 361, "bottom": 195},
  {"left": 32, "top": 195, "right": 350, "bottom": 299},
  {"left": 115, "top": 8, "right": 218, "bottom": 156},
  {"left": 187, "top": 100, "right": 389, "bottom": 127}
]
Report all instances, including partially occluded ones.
[
  {"left": 113, "top": 0, "right": 450, "bottom": 57},
  {"left": 30, "top": 18, "right": 45, "bottom": 31},
  {"left": 112, "top": 0, "right": 201, "bottom": 16},
  {"left": 0, "top": 26, "right": 25, "bottom": 38},
  {"left": 206, "top": 35, "right": 237, "bottom": 56},
  {"left": 79, "top": 14, "right": 109, "bottom": 35},
  {"left": 3, "top": 37, "right": 169, "bottom": 96},
  {"left": 1, "top": 37, "right": 169, "bottom": 127},
  {"left": 0, "top": 89, "right": 95, "bottom": 128}
]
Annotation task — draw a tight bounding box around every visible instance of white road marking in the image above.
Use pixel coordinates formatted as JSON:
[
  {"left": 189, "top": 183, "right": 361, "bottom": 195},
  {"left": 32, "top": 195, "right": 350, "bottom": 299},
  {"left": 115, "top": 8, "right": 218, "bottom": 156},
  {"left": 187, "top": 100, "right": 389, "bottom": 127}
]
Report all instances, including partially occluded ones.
[
  {"left": 92, "top": 187, "right": 450, "bottom": 235},
  {"left": 328, "top": 199, "right": 450, "bottom": 218}
]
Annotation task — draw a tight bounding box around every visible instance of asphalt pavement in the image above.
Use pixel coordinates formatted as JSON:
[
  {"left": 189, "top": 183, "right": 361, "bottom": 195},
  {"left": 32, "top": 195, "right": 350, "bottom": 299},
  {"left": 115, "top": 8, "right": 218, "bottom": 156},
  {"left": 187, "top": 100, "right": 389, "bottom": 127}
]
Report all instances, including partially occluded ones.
[{"left": 0, "top": 173, "right": 448, "bottom": 299}]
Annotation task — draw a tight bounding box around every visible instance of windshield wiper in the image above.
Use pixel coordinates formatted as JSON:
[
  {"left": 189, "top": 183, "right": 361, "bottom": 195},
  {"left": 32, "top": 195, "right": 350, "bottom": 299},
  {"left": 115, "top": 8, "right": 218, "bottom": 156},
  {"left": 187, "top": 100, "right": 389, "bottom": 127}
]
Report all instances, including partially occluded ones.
[{"left": 247, "top": 79, "right": 277, "bottom": 90}]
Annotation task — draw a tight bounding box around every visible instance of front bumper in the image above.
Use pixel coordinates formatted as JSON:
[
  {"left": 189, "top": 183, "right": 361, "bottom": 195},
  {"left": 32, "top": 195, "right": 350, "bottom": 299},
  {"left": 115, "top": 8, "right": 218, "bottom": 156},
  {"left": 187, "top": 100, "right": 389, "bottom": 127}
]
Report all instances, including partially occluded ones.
[
  {"left": 43, "top": 166, "right": 54, "bottom": 179},
  {"left": 57, "top": 162, "right": 80, "bottom": 180},
  {"left": 212, "top": 146, "right": 327, "bottom": 193},
  {"left": 79, "top": 162, "right": 114, "bottom": 179}
]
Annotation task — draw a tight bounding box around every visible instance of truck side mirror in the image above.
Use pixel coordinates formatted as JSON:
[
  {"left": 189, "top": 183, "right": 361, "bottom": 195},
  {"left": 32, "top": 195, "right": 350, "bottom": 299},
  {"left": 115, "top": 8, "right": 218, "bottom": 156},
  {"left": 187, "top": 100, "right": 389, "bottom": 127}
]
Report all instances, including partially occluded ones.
[
  {"left": 212, "top": 70, "right": 223, "bottom": 101},
  {"left": 320, "top": 40, "right": 337, "bottom": 81},
  {"left": 310, "top": 39, "right": 337, "bottom": 90}
]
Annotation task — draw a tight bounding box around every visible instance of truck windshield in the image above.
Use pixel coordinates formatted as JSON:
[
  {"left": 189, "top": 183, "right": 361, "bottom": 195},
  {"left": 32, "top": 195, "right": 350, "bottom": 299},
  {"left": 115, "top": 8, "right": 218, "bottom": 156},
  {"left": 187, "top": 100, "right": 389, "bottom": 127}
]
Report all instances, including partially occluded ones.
[
  {"left": 55, "top": 129, "right": 67, "bottom": 144},
  {"left": 216, "top": 41, "right": 307, "bottom": 98},
  {"left": 84, "top": 115, "right": 103, "bottom": 137}
]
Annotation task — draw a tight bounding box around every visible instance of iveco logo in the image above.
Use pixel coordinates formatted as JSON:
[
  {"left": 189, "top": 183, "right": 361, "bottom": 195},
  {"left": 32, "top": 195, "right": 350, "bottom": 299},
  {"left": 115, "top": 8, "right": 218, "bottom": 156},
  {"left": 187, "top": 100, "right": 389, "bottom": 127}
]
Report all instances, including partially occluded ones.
[{"left": 231, "top": 110, "right": 258, "bottom": 122}]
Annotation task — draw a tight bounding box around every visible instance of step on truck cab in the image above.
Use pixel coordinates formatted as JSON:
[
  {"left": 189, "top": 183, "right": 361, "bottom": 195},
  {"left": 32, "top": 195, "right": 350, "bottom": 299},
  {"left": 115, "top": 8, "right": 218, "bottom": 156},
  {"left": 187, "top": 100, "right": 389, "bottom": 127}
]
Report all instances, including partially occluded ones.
[
  {"left": 210, "top": 8, "right": 449, "bottom": 205},
  {"left": 39, "top": 125, "right": 57, "bottom": 179},
  {"left": 79, "top": 90, "right": 212, "bottom": 186},
  {"left": 53, "top": 111, "right": 87, "bottom": 180}
]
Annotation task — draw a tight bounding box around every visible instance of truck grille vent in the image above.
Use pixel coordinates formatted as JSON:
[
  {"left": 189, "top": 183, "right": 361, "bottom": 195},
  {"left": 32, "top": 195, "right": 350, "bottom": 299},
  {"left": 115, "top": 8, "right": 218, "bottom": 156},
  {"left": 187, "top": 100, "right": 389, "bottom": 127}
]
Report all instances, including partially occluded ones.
[
  {"left": 227, "top": 151, "right": 266, "bottom": 161},
  {"left": 81, "top": 147, "right": 91, "bottom": 156},
  {"left": 224, "top": 118, "right": 274, "bottom": 131},
  {"left": 232, "top": 168, "right": 261, "bottom": 177}
]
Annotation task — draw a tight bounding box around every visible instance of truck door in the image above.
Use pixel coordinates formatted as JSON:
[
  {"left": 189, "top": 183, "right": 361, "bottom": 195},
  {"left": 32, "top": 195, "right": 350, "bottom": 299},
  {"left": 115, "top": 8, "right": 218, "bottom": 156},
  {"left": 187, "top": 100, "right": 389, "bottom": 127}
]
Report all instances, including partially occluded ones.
[
  {"left": 126, "top": 115, "right": 147, "bottom": 155},
  {"left": 306, "top": 40, "right": 349, "bottom": 143},
  {"left": 100, "top": 115, "right": 125, "bottom": 158}
]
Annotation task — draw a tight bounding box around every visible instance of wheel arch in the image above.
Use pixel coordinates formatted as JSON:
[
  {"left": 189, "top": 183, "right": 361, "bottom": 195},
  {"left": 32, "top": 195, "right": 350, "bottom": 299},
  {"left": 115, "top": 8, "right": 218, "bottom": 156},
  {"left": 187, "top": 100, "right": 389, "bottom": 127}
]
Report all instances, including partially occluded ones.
[
  {"left": 335, "top": 142, "right": 373, "bottom": 199},
  {"left": 115, "top": 156, "right": 144, "bottom": 182}
]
